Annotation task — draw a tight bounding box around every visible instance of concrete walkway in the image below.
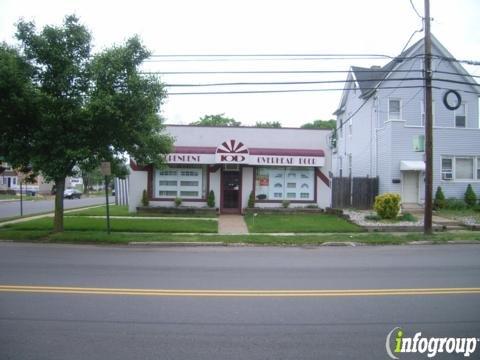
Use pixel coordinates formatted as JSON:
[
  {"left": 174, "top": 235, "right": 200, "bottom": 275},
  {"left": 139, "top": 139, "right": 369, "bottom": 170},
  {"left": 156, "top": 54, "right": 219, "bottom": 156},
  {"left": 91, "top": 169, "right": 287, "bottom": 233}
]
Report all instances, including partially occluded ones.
[{"left": 218, "top": 215, "right": 249, "bottom": 235}]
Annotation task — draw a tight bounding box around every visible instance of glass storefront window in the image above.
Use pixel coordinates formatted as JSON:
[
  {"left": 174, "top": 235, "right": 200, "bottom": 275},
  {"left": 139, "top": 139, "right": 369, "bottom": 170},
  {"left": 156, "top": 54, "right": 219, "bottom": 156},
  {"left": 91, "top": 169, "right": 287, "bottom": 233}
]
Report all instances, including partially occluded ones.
[
  {"left": 155, "top": 166, "right": 206, "bottom": 199},
  {"left": 255, "top": 167, "right": 314, "bottom": 201}
]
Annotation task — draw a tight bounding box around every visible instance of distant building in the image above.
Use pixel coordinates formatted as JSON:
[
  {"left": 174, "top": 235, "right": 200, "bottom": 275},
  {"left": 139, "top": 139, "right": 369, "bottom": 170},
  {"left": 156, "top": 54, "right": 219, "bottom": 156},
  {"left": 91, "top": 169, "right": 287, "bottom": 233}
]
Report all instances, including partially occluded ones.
[{"left": 332, "top": 35, "right": 480, "bottom": 204}]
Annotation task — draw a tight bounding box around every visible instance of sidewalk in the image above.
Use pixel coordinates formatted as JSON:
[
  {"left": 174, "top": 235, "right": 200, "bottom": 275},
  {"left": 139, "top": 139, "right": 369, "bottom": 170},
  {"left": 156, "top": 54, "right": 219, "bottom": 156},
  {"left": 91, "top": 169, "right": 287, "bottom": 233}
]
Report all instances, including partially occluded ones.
[{"left": 218, "top": 215, "right": 249, "bottom": 235}]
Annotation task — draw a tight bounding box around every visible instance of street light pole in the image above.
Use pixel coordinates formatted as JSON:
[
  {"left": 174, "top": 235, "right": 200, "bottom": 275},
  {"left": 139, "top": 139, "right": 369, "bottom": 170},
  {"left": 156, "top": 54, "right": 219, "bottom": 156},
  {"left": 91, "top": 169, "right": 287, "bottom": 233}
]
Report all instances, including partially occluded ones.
[{"left": 423, "top": 0, "right": 433, "bottom": 235}]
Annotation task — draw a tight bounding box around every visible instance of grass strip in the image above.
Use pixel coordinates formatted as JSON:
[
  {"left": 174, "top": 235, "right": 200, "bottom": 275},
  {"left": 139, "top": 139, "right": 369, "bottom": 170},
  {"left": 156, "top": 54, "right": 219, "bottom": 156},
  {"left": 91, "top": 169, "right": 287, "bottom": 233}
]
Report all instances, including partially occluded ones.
[
  {"left": 244, "top": 213, "right": 362, "bottom": 233},
  {"left": 0, "top": 229, "right": 478, "bottom": 246}
]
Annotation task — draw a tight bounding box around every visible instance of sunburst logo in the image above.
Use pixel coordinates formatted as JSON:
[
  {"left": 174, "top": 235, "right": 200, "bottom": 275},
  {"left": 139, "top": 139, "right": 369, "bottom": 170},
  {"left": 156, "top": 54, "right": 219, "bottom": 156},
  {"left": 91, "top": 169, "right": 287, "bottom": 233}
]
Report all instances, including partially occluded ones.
[
  {"left": 216, "top": 140, "right": 249, "bottom": 154},
  {"left": 216, "top": 139, "right": 249, "bottom": 163}
]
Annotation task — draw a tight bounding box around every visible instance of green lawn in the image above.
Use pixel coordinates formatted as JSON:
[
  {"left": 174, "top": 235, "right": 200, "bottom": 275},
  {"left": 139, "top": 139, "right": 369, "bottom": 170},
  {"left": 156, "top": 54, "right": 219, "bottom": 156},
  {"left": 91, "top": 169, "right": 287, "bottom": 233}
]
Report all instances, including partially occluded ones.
[
  {"left": 4, "top": 216, "right": 217, "bottom": 233},
  {"left": 244, "top": 213, "right": 362, "bottom": 233},
  {"left": 68, "top": 205, "right": 218, "bottom": 218},
  {"left": 67, "top": 205, "right": 130, "bottom": 216}
]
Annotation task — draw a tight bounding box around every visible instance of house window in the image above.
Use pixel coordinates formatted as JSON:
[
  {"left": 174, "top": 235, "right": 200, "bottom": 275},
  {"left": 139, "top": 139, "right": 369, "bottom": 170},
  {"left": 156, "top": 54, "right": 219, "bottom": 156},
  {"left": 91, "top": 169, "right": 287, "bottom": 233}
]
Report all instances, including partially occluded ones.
[
  {"left": 388, "top": 99, "right": 401, "bottom": 120},
  {"left": 155, "top": 167, "right": 205, "bottom": 199},
  {"left": 421, "top": 101, "right": 435, "bottom": 126},
  {"left": 455, "top": 104, "right": 466, "bottom": 128},
  {"left": 255, "top": 167, "right": 314, "bottom": 201},
  {"left": 455, "top": 158, "right": 474, "bottom": 180},
  {"left": 441, "top": 157, "right": 453, "bottom": 180},
  {"left": 12, "top": 178, "right": 17, "bottom": 185},
  {"left": 413, "top": 135, "right": 425, "bottom": 152},
  {"left": 442, "top": 156, "right": 480, "bottom": 181}
]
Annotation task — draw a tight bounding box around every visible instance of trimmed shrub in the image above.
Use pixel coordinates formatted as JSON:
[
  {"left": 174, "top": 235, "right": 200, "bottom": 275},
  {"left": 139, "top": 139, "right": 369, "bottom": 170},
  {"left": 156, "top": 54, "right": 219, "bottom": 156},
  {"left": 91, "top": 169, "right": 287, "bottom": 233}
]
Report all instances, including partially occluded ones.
[
  {"left": 374, "top": 193, "right": 401, "bottom": 219},
  {"left": 444, "top": 198, "right": 467, "bottom": 210},
  {"left": 464, "top": 184, "right": 477, "bottom": 208},
  {"left": 433, "top": 186, "right": 446, "bottom": 210},
  {"left": 282, "top": 200, "right": 290, "bottom": 208},
  {"left": 174, "top": 197, "right": 182, "bottom": 207},
  {"left": 141, "top": 189, "right": 149, "bottom": 207},
  {"left": 398, "top": 213, "right": 417, "bottom": 222},
  {"left": 248, "top": 191, "right": 255, "bottom": 208},
  {"left": 207, "top": 190, "right": 215, "bottom": 208}
]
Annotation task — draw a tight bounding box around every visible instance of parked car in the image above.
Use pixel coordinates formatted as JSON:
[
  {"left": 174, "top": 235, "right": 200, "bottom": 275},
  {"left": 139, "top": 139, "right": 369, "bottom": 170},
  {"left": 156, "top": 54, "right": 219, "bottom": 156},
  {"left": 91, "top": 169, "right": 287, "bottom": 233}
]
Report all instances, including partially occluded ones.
[{"left": 64, "top": 188, "right": 82, "bottom": 199}]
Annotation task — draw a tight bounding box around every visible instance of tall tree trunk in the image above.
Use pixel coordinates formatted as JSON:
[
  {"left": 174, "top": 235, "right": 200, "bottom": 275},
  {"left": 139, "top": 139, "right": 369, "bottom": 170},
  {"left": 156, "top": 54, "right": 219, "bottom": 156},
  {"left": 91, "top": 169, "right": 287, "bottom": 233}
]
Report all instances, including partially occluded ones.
[
  {"left": 82, "top": 175, "right": 90, "bottom": 195},
  {"left": 53, "top": 177, "right": 65, "bottom": 233}
]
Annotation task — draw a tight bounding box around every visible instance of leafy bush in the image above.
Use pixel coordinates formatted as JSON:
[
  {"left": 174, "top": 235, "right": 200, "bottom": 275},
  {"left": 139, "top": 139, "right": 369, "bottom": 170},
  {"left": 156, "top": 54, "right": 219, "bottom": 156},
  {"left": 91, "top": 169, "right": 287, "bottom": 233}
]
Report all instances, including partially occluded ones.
[
  {"left": 305, "top": 204, "right": 319, "bottom": 209},
  {"left": 248, "top": 191, "right": 255, "bottom": 208},
  {"left": 444, "top": 198, "right": 467, "bottom": 210},
  {"left": 464, "top": 184, "right": 477, "bottom": 208},
  {"left": 433, "top": 186, "right": 446, "bottom": 210},
  {"left": 141, "top": 189, "right": 149, "bottom": 207},
  {"left": 397, "top": 213, "right": 417, "bottom": 222},
  {"left": 207, "top": 190, "right": 215, "bottom": 208},
  {"left": 174, "top": 197, "right": 182, "bottom": 207},
  {"left": 474, "top": 204, "right": 480, "bottom": 212},
  {"left": 281, "top": 200, "right": 290, "bottom": 208},
  {"left": 374, "top": 193, "right": 401, "bottom": 219}
]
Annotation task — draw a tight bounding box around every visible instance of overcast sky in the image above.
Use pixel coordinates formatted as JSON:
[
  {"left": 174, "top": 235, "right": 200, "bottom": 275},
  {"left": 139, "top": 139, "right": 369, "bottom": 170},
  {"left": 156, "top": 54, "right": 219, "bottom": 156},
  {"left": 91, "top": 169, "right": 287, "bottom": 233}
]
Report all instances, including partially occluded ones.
[{"left": 1, "top": 0, "right": 478, "bottom": 127}]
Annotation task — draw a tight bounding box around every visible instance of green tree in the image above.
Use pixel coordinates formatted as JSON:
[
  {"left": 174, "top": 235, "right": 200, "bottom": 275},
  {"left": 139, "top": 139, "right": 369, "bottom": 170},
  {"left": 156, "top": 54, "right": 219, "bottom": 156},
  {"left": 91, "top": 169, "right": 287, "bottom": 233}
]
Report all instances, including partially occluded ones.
[
  {"left": 0, "top": 15, "right": 172, "bottom": 232},
  {"left": 301, "top": 119, "right": 336, "bottom": 130},
  {"left": 190, "top": 113, "right": 241, "bottom": 127},
  {"left": 80, "top": 157, "right": 129, "bottom": 194},
  {"left": 255, "top": 121, "right": 282, "bottom": 128}
]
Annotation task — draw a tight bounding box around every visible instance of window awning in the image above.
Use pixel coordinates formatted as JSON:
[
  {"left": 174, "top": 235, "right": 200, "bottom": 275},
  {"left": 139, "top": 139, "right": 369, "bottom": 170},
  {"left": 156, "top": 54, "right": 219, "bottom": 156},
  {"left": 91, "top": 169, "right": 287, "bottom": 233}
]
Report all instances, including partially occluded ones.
[{"left": 400, "top": 161, "right": 425, "bottom": 171}]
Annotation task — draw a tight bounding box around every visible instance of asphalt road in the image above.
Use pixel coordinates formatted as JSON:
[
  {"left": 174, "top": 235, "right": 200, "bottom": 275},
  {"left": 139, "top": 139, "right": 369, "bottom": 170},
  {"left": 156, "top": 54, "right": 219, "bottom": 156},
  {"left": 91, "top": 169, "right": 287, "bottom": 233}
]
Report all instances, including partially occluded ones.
[
  {"left": 0, "top": 243, "right": 479, "bottom": 360},
  {"left": 0, "top": 196, "right": 113, "bottom": 219}
]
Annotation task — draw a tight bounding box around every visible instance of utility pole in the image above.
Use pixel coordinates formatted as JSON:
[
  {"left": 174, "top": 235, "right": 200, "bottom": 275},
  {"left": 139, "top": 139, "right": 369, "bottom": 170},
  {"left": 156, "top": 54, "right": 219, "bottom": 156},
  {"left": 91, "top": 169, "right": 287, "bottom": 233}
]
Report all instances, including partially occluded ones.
[{"left": 423, "top": 0, "right": 433, "bottom": 235}]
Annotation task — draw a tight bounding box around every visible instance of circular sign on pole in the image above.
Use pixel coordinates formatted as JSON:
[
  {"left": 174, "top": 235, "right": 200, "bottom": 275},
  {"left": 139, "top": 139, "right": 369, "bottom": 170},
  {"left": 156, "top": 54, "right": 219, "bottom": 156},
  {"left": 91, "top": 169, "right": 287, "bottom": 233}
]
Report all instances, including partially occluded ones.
[
  {"left": 443, "top": 90, "right": 462, "bottom": 110},
  {"left": 100, "top": 162, "right": 111, "bottom": 176}
]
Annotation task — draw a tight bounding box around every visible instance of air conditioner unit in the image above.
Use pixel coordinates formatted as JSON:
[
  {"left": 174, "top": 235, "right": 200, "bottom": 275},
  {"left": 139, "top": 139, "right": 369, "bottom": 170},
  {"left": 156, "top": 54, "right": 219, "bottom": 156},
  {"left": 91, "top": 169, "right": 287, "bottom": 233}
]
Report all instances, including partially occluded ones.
[
  {"left": 442, "top": 173, "right": 453, "bottom": 180},
  {"left": 224, "top": 164, "right": 240, "bottom": 171}
]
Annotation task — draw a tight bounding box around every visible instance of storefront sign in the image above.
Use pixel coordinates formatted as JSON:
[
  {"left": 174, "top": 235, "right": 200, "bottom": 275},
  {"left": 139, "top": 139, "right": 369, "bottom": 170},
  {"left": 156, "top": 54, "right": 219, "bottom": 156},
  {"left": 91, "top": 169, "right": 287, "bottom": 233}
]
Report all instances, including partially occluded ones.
[
  {"left": 166, "top": 153, "right": 324, "bottom": 167},
  {"left": 166, "top": 139, "right": 325, "bottom": 167}
]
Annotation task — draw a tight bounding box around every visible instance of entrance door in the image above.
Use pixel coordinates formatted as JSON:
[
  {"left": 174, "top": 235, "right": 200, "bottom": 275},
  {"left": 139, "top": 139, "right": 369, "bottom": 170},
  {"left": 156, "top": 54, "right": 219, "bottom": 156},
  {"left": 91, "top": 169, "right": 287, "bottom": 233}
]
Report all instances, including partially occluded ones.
[
  {"left": 403, "top": 171, "right": 419, "bottom": 203},
  {"left": 221, "top": 170, "right": 241, "bottom": 213}
]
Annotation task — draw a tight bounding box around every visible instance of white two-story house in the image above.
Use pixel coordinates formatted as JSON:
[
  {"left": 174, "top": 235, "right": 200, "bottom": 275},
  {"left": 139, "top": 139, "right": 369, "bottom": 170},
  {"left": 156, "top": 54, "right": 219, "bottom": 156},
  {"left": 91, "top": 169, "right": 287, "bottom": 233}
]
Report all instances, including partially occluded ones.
[{"left": 332, "top": 35, "right": 480, "bottom": 204}]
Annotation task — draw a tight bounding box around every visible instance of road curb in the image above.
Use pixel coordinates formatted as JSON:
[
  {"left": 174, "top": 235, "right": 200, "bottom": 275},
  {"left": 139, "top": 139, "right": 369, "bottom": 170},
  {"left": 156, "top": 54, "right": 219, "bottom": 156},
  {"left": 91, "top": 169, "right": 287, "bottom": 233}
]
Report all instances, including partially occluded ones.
[{"left": 129, "top": 241, "right": 225, "bottom": 247}]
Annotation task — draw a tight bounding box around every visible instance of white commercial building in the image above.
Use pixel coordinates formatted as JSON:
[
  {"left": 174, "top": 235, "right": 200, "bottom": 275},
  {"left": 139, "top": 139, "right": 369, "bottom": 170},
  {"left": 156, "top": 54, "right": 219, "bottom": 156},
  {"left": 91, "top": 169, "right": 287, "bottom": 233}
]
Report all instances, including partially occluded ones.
[{"left": 129, "top": 125, "right": 332, "bottom": 213}]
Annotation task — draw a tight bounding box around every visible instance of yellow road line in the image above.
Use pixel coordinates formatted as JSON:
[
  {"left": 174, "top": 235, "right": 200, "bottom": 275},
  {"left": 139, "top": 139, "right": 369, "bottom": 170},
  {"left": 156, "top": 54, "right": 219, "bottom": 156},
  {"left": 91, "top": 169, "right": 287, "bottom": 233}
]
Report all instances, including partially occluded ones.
[{"left": 0, "top": 285, "right": 479, "bottom": 297}]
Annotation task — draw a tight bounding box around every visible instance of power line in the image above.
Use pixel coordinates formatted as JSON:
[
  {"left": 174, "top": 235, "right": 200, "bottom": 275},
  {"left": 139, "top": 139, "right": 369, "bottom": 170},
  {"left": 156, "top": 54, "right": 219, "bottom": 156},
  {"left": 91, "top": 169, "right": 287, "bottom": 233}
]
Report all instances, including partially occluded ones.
[
  {"left": 167, "top": 85, "right": 426, "bottom": 95},
  {"left": 141, "top": 69, "right": 424, "bottom": 75},
  {"left": 140, "top": 69, "right": 480, "bottom": 79},
  {"left": 409, "top": 0, "right": 424, "bottom": 19},
  {"left": 143, "top": 55, "right": 429, "bottom": 63},
  {"left": 148, "top": 53, "right": 399, "bottom": 58},
  {"left": 167, "top": 85, "right": 479, "bottom": 96},
  {"left": 163, "top": 77, "right": 425, "bottom": 87},
  {"left": 163, "top": 77, "right": 479, "bottom": 88}
]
